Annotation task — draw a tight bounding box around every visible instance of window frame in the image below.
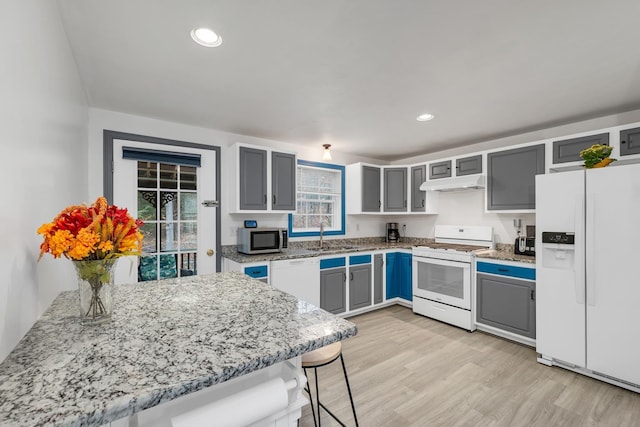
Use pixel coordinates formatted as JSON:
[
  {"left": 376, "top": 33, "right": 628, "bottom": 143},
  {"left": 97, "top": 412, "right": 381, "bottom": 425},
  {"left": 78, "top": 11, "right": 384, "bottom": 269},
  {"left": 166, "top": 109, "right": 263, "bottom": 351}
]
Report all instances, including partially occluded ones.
[{"left": 288, "top": 159, "right": 346, "bottom": 237}]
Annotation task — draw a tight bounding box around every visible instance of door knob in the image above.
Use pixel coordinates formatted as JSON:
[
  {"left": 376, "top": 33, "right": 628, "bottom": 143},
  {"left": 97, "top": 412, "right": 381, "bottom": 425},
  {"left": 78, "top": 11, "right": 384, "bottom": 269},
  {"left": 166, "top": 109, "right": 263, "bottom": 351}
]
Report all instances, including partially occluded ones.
[{"left": 207, "top": 249, "right": 214, "bottom": 256}]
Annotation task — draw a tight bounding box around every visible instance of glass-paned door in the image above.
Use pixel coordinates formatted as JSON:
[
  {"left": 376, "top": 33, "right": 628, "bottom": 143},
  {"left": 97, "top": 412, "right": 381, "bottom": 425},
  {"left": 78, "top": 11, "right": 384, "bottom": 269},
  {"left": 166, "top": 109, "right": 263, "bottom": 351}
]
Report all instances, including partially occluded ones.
[{"left": 113, "top": 139, "right": 217, "bottom": 284}]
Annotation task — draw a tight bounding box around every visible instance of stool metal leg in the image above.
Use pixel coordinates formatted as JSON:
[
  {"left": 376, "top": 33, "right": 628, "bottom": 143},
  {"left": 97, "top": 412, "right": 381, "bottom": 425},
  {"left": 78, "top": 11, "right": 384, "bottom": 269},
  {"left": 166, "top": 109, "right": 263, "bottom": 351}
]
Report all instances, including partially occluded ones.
[
  {"left": 303, "top": 368, "right": 318, "bottom": 427},
  {"left": 314, "top": 367, "right": 321, "bottom": 427},
  {"left": 340, "top": 354, "right": 359, "bottom": 427}
]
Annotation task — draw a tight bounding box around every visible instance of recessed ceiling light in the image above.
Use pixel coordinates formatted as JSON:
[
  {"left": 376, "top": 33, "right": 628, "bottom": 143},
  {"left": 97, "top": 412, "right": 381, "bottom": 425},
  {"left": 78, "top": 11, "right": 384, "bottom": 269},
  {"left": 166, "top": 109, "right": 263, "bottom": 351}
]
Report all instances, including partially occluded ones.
[
  {"left": 416, "top": 113, "right": 435, "bottom": 121},
  {"left": 191, "top": 27, "right": 222, "bottom": 47}
]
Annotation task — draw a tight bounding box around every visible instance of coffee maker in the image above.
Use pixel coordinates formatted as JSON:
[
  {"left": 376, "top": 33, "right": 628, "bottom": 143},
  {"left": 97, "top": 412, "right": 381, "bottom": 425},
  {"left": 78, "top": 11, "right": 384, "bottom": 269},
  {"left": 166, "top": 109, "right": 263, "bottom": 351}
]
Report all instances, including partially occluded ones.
[{"left": 386, "top": 222, "right": 400, "bottom": 244}]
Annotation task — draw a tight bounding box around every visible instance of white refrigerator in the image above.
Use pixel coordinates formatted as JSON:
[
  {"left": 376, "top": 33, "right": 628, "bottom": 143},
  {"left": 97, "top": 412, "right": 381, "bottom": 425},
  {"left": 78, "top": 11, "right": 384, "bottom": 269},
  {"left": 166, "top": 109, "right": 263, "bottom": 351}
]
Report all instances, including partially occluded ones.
[{"left": 535, "top": 163, "right": 640, "bottom": 389}]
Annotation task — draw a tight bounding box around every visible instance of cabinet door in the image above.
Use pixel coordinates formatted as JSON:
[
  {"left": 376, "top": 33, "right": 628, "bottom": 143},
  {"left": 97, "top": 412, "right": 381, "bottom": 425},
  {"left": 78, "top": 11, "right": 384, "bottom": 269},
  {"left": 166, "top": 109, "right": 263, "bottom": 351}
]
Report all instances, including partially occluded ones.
[
  {"left": 385, "top": 252, "right": 398, "bottom": 299},
  {"left": 349, "top": 264, "right": 372, "bottom": 310},
  {"left": 320, "top": 268, "right": 346, "bottom": 314},
  {"left": 429, "top": 160, "right": 452, "bottom": 179},
  {"left": 362, "top": 166, "right": 381, "bottom": 212},
  {"left": 399, "top": 253, "right": 412, "bottom": 301},
  {"left": 383, "top": 167, "right": 407, "bottom": 212},
  {"left": 456, "top": 155, "right": 482, "bottom": 176},
  {"left": 552, "top": 133, "right": 609, "bottom": 164},
  {"left": 271, "top": 151, "right": 296, "bottom": 210},
  {"left": 620, "top": 127, "right": 640, "bottom": 156},
  {"left": 374, "top": 254, "right": 383, "bottom": 304},
  {"left": 411, "top": 165, "right": 426, "bottom": 212},
  {"left": 476, "top": 273, "right": 536, "bottom": 339},
  {"left": 487, "top": 144, "right": 545, "bottom": 210},
  {"left": 239, "top": 147, "right": 267, "bottom": 210}
]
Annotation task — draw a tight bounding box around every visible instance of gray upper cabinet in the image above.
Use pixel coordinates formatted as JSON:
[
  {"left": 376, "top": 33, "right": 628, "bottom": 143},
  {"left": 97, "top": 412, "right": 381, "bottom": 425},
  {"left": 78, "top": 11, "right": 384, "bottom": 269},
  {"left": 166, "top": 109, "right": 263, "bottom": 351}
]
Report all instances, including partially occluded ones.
[
  {"left": 374, "top": 254, "right": 383, "bottom": 304},
  {"left": 455, "top": 155, "right": 482, "bottom": 176},
  {"left": 320, "top": 268, "right": 346, "bottom": 314},
  {"left": 476, "top": 273, "right": 536, "bottom": 339},
  {"left": 552, "top": 133, "right": 609, "bottom": 164},
  {"left": 271, "top": 151, "right": 296, "bottom": 210},
  {"left": 383, "top": 167, "right": 407, "bottom": 212},
  {"left": 620, "top": 127, "right": 640, "bottom": 156},
  {"left": 487, "top": 144, "right": 545, "bottom": 211},
  {"left": 239, "top": 147, "right": 268, "bottom": 210},
  {"left": 429, "top": 160, "right": 452, "bottom": 179},
  {"left": 362, "top": 165, "right": 381, "bottom": 212},
  {"left": 411, "top": 165, "right": 427, "bottom": 212},
  {"left": 349, "top": 264, "right": 372, "bottom": 311}
]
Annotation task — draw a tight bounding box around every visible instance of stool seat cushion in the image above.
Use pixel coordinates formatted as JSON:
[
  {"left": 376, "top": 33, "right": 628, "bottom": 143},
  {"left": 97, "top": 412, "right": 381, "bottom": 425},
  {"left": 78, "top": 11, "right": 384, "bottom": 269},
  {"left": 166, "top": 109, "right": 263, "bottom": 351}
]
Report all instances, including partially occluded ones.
[{"left": 302, "top": 342, "right": 342, "bottom": 367}]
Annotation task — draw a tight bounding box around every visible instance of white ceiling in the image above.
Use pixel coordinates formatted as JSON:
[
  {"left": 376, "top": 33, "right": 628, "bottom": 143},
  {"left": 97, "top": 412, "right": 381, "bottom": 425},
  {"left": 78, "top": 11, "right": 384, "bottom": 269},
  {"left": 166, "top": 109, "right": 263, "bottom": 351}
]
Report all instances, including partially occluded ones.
[{"left": 57, "top": 0, "right": 640, "bottom": 161}]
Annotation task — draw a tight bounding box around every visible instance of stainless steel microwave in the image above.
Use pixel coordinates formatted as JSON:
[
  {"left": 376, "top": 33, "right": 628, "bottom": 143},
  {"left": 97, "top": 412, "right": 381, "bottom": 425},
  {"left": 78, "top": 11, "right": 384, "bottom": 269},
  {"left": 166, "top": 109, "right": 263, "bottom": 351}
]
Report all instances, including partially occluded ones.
[{"left": 237, "top": 228, "right": 288, "bottom": 254}]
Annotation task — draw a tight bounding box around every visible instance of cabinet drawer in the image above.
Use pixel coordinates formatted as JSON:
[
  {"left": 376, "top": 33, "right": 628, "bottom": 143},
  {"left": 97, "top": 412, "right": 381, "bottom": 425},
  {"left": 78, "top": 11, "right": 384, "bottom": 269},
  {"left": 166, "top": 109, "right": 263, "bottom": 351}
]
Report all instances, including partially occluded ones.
[
  {"left": 320, "top": 257, "right": 346, "bottom": 269},
  {"left": 244, "top": 265, "right": 268, "bottom": 278},
  {"left": 349, "top": 254, "right": 371, "bottom": 265},
  {"left": 477, "top": 261, "right": 535, "bottom": 280}
]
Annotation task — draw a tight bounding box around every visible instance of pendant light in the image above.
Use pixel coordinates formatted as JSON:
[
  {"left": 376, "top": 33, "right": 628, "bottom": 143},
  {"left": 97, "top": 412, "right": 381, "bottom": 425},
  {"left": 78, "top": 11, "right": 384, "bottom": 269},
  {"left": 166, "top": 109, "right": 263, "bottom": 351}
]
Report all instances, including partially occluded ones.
[{"left": 322, "top": 144, "right": 332, "bottom": 161}]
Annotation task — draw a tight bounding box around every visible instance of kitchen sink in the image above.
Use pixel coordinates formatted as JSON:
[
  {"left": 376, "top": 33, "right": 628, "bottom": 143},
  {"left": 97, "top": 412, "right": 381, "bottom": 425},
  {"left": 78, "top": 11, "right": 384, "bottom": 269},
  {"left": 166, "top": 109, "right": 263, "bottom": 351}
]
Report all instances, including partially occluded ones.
[{"left": 311, "top": 245, "right": 358, "bottom": 252}]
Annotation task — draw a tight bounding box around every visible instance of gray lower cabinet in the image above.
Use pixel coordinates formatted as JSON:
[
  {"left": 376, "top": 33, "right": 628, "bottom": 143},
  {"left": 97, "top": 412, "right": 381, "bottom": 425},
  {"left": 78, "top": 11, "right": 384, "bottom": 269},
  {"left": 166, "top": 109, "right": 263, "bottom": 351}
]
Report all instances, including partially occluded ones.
[
  {"left": 349, "top": 264, "right": 372, "bottom": 310},
  {"left": 456, "top": 155, "right": 482, "bottom": 176},
  {"left": 271, "top": 151, "right": 296, "bottom": 210},
  {"left": 552, "top": 133, "right": 609, "bottom": 164},
  {"left": 362, "top": 165, "right": 381, "bottom": 212},
  {"left": 383, "top": 167, "right": 407, "bottom": 212},
  {"left": 239, "top": 146, "right": 268, "bottom": 210},
  {"left": 411, "top": 165, "right": 426, "bottom": 212},
  {"left": 320, "top": 268, "right": 346, "bottom": 314},
  {"left": 487, "top": 144, "right": 545, "bottom": 210},
  {"left": 620, "top": 127, "right": 640, "bottom": 156},
  {"left": 476, "top": 273, "right": 536, "bottom": 339},
  {"left": 429, "top": 160, "right": 452, "bottom": 179},
  {"left": 374, "top": 254, "right": 383, "bottom": 304}
]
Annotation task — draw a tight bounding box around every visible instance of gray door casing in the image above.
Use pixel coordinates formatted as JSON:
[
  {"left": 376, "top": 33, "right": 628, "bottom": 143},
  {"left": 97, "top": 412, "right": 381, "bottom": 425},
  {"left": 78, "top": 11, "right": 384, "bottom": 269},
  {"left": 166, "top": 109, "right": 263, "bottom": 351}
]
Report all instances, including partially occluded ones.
[
  {"left": 429, "top": 160, "right": 452, "bottom": 179},
  {"left": 487, "top": 144, "right": 545, "bottom": 210},
  {"left": 320, "top": 268, "right": 346, "bottom": 314},
  {"left": 410, "top": 165, "right": 426, "bottom": 212},
  {"left": 239, "top": 146, "right": 268, "bottom": 210},
  {"left": 476, "top": 273, "right": 536, "bottom": 339},
  {"left": 552, "top": 133, "right": 609, "bottom": 164},
  {"left": 456, "top": 155, "right": 483, "bottom": 176},
  {"left": 362, "top": 165, "right": 381, "bottom": 212},
  {"left": 349, "top": 264, "right": 372, "bottom": 310},
  {"left": 384, "top": 167, "right": 407, "bottom": 212},
  {"left": 620, "top": 127, "right": 640, "bottom": 156},
  {"left": 271, "top": 151, "right": 296, "bottom": 210},
  {"left": 374, "top": 254, "right": 383, "bottom": 304}
]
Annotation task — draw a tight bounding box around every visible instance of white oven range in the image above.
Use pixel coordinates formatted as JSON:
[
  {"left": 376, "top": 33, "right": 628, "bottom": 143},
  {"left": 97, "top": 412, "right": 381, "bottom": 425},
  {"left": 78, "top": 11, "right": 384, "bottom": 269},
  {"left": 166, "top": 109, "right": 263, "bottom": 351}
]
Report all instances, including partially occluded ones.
[{"left": 412, "top": 225, "right": 494, "bottom": 331}]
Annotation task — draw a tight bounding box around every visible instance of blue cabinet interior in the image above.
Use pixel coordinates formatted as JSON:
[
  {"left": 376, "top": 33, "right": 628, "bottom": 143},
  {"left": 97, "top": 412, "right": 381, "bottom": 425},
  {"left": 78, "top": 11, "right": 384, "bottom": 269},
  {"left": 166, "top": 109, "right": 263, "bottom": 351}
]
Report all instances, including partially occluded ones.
[{"left": 386, "top": 252, "right": 412, "bottom": 301}]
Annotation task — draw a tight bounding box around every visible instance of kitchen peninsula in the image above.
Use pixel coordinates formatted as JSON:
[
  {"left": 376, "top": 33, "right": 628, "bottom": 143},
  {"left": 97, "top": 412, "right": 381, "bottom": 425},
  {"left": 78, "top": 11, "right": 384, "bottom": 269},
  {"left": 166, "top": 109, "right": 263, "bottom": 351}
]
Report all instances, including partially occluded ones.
[{"left": 0, "top": 272, "right": 357, "bottom": 426}]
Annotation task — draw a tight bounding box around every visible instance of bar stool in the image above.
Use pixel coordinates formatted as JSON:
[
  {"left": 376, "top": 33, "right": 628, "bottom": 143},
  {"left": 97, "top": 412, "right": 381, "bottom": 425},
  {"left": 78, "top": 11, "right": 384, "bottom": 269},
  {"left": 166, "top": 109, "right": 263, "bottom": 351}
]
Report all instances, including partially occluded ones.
[{"left": 301, "top": 341, "right": 359, "bottom": 427}]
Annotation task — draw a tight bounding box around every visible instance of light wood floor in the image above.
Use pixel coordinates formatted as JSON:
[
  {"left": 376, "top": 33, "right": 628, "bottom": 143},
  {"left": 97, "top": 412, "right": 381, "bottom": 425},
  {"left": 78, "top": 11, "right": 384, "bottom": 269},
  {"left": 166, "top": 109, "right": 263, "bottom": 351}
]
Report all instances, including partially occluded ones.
[{"left": 299, "top": 305, "right": 640, "bottom": 427}]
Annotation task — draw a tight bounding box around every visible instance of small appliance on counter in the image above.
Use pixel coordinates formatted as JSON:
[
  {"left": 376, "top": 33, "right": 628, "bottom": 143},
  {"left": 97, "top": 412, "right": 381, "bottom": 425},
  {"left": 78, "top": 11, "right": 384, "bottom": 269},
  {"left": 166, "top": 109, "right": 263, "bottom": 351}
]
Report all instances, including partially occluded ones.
[
  {"left": 514, "top": 225, "right": 535, "bottom": 256},
  {"left": 386, "top": 222, "right": 400, "bottom": 243},
  {"left": 237, "top": 227, "right": 287, "bottom": 255}
]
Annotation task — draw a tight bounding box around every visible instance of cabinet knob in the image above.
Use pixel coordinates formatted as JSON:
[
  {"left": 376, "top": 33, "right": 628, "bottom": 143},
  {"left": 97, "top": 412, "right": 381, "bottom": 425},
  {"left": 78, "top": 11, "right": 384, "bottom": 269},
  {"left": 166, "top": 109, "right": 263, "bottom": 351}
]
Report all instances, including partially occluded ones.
[
  {"left": 421, "top": 199, "right": 425, "bottom": 207},
  {"left": 207, "top": 249, "right": 215, "bottom": 256},
  {"left": 264, "top": 195, "right": 267, "bottom": 204},
  {"left": 272, "top": 195, "right": 276, "bottom": 204},
  {"left": 621, "top": 140, "right": 627, "bottom": 144},
  {"left": 350, "top": 272, "right": 354, "bottom": 281}
]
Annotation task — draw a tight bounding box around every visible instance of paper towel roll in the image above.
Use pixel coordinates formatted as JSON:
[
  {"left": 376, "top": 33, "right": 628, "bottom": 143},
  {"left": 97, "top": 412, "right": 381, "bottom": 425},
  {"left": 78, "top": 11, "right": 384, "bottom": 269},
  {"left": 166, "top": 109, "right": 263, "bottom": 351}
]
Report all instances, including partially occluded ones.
[{"left": 171, "top": 377, "right": 289, "bottom": 427}]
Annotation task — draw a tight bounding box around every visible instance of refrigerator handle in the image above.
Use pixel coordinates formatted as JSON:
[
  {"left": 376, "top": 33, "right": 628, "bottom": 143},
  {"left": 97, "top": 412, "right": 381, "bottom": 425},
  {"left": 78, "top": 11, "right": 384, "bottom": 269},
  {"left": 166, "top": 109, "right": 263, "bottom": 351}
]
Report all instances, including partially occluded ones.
[
  {"left": 586, "top": 193, "right": 596, "bottom": 307},
  {"left": 574, "top": 194, "right": 585, "bottom": 304}
]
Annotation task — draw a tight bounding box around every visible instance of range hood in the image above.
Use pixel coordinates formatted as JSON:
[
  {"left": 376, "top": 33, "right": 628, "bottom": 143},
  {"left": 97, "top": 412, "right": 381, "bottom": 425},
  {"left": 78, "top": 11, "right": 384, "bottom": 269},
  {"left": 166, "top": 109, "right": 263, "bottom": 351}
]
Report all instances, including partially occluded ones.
[{"left": 419, "top": 175, "right": 485, "bottom": 192}]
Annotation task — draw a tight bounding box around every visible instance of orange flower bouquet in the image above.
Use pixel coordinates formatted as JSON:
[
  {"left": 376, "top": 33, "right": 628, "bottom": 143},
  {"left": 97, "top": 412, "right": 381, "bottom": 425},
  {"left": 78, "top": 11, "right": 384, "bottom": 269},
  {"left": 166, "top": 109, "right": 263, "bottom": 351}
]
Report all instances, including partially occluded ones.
[{"left": 37, "top": 196, "right": 143, "bottom": 323}]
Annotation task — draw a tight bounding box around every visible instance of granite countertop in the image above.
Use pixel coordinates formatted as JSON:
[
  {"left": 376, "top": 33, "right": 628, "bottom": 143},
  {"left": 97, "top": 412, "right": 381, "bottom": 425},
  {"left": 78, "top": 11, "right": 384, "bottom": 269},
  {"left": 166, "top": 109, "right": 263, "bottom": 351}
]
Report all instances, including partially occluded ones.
[
  {"left": 221, "top": 239, "right": 421, "bottom": 264},
  {"left": 0, "top": 272, "right": 357, "bottom": 427},
  {"left": 475, "top": 247, "right": 536, "bottom": 264}
]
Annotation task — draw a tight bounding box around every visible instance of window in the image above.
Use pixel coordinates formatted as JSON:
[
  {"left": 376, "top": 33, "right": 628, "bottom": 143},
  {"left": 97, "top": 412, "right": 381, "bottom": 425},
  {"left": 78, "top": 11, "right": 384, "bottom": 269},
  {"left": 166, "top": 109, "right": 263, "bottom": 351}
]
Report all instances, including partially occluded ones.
[{"left": 288, "top": 160, "right": 345, "bottom": 237}]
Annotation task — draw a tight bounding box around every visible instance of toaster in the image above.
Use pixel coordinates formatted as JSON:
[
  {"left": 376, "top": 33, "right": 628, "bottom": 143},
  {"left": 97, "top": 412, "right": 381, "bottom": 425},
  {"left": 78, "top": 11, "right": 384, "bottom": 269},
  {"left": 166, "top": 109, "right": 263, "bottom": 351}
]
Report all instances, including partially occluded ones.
[{"left": 514, "top": 237, "right": 535, "bottom": 256}]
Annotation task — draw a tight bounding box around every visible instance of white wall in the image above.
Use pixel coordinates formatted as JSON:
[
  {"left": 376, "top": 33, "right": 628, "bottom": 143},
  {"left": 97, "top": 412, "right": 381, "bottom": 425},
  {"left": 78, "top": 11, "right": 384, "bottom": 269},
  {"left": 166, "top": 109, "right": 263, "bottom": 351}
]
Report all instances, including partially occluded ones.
[
  {"left": 389, "top": 192, "right": 535, "bottom": 245},
  {"left": 0, "top": 1, "right": 88, "bottom": 361},
  {"left": 87, "top": 109, "right": 388, "bottom": 246}
]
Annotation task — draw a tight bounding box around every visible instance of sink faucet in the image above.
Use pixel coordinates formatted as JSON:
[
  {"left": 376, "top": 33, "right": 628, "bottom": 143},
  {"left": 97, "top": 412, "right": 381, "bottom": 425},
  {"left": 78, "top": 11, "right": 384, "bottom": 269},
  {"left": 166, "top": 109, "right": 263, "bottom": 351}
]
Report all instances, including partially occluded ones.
[{"left": 319, "top": 221, "right": 325, "bottom": 249}]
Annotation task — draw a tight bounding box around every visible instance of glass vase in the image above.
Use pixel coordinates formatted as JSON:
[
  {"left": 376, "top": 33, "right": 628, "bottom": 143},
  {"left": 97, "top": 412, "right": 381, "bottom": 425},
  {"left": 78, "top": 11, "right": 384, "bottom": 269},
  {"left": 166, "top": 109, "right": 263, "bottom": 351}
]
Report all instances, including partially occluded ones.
[{"left": 73, "top": 259, "right": 118, "bottom": 324}]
